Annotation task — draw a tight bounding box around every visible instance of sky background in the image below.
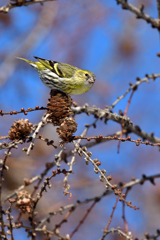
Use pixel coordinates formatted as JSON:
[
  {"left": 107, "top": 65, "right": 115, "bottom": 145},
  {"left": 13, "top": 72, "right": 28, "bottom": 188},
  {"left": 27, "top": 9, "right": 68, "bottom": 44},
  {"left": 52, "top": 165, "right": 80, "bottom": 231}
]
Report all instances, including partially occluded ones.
[{"left": 1, "top": 0, "right": 160, "bottom": 239}]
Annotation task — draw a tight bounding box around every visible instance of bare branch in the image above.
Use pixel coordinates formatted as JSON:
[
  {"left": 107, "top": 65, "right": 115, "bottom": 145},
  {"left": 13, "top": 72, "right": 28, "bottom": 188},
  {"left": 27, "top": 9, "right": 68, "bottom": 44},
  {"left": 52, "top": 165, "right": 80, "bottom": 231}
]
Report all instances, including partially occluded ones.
[
  {"left": 26, "top": 113, "right": 50, "bottom": 155},
  {"left": 108, "top": 73, "right": 160, "bottom": 110},
  {"left": 116, "top": 0, "right": 160, "bottom": 29},
  {"left": 157, "top": 0, "right": 160, "bottom": 19},
  {"left": 37, "top": 172, "right": 160, "bottom": 229},
  {"left": 71, "top": 105, "right": 132, "bottom": 127},
  {"left": 100, "top": 227, "right": 132, "bottom": 240},
  {"left": 0, "top": 0, "right": 57, "bottom": 13}
]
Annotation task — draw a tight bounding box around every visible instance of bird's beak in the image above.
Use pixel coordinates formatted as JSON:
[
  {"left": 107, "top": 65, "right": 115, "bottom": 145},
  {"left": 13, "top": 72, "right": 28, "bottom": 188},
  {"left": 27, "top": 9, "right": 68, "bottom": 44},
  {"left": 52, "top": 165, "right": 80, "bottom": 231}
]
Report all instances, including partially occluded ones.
[{"left": 88, "top": 78, "right": 95, "bottom": 84}]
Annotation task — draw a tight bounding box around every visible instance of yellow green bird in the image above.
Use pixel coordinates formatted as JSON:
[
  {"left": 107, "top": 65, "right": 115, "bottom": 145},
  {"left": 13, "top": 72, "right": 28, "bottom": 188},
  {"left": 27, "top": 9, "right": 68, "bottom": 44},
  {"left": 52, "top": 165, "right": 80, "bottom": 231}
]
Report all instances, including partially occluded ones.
[{"left": 18, "top": 56, "right": 95, "bottom": 95}]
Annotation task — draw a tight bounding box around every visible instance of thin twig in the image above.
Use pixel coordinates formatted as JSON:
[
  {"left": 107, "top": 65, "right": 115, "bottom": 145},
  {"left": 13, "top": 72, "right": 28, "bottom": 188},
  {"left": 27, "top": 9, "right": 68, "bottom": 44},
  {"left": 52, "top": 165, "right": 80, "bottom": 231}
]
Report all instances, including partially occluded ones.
[
  {"left": 104, "top": 196, "right": 119, "bottom": 231},
  {"left": 108, "top": 73, "right": 160, "bottom": 110},
  {"left": 37, "top": 172, "right": 160, "bottom": 229},
  {"left": 37, "top": 189, "right": 112, "bottom": 229},
  {"left": 116, "top": 0, "right": 160, "bottom": 29},
  {"left": 52, "top": 208, "right": 74, "bottom": 233},
  {"left": 70, "top": 200, "right": 97, "bottom": 238},
  {"left": 156, "top": 0, "right": 160, "bottom": 20},
  {"left": 63, "top": 126, "right": 90, "bottom": 197},
  {"left": 117, "top": 89, "right": 135, "bottom": 153},
  {"left": 31, "top": 147, "right": 64, "bottom": 198},
  {"left": 7, "top": 202, "right": 14, "bottom": 240},
  {"left": 100, "top": 227, "right": 132, "bottom": 240},
  {"left": 0, "top": 149, "right": 11, "bottom": 237},
  {"left": 0, "top": 0, "right": 57, "bottom": 13},
  {"left": 26, "top": 114, "right": 50, "bottom": 155},
  {"left": 73, "top": 142, "right": 138, "bottom": 210},
  {"left": 122, "top": 188, "right": 131, "bottom": 234},
  {"left": 71, "top": 105, "right": 132, "bottom": 127},
  {"left": 74, "top": 135, "right": 160, "bottom": 147},
  {"left": 3, "top": 153, "right": 57, "bottom": 202}
]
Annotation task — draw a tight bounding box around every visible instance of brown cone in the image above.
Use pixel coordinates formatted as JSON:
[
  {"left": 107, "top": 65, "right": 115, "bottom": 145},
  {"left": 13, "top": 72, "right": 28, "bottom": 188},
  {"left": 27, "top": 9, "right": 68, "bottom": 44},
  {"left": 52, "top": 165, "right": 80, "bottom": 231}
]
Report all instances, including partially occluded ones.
[
  {"left": 15, "top": 190, "right": 34, "bottom": 214},
  {"left": 56, "top": 117, "right": 77, "bottom": 143},
  {"left": 8, "top": 119, "right": 33, "bottom": 140},
  {"left": 46, "top": 90, "right": 74, "bottom": 126}
]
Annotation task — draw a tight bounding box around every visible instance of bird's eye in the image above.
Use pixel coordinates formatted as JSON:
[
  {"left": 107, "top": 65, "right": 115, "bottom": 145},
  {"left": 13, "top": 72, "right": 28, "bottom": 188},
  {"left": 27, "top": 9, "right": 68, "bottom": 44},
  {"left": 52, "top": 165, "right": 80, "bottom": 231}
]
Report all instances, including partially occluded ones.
[{"left": 85, "top": 73, "right": 89, "bottom": 77}]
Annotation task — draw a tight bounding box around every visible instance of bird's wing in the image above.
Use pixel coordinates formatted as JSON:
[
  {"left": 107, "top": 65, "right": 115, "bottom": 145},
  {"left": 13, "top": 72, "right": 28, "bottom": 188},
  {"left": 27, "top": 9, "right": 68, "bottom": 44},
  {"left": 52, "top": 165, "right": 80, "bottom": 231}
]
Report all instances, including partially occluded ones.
[
  {"left": 33, "top": 56, "right": 58, "bottom": 71},
  {"left": 34, "top": 56, "right": 77, "bottom": 79},
  {"left": 55, "top": 62, "right": 78, "bottom": 78}
]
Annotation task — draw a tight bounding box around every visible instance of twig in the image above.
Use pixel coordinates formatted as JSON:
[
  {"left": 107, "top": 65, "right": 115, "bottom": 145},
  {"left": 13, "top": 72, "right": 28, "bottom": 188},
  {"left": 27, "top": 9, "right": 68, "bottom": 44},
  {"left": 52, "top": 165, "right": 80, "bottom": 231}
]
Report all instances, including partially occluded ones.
[
  {"left": 143, "top": 230, "right": 160, "bottom": 240},
  {"left": 73, "top": 142, "right": 138, "bottom": 210},
  {"left": 156, "top": 0, "right": 160, "bottom": 20},
  {"left": 124, "top": 89, "right": 135, "bottom": 116},
  {"left": 73, "top": 141, "right": 112, "bottom": 188},
  {"left": 3, "top": 155, "right": 57, "bottom": 202},
  {"left": 31, "top": 148, "right": 64, "bottom": 198},
  {"left": 70, "top": 200, "right": 97, "bottom": 238},
  {"left": 54, "top": 147, "right": 65, "bottom": 167},
  {"left": 116, "top": 0, "right": 160, "bottom": 29},
  {"left": 0, "top": 136, "right": 9, "bottom": 140},
  {"left": 37, "top": 189, "right": 112, "bottom": 229},
  {"left": 156, "top": 0, "right": 160, "bottom": 44},
  {"left": 117, "top": 89, "right": 135, "bottom": 153},
  {"left": 0, "top": 106, "right": 46, "bottom": 116},
  {"left": 0, "top": 0, "right": 57, "bottom": 13},
  {"left": 71, "top": 105, "right": 132, "bottom": 127},
  {"left": 79, "top": 131, "right": 122, "bottom": 149},
  {"left": 33, "top": 169, "right": 70, "bottom": 210},
  {"left": 108, "top": 73, "right": 160, "bottom": 110},
  {"left": 122, "top": 188, "right": 131, "bottom": 234},
  {"left": 105, "top": 196, "right": 119, "bottom": 232},
  {"left": 127, "top": 125, "right": 160, "bottom": 143},
  {"left": 100, "top": 227, "right": 132, "bottom": 240},
  {"left": 29, "top": 169, "right": 69, "bottom": 239},
  {"left": 63, "top": 126, "right": 91, "bottom": 197},
  {"left": 26, "top": 113, "right": 50, "bottom": 155},
  {"left": 74, "top": 135, "right": 160, "bottom": 147},
  {"left": 52, "top": 208, "right": 74, "bottom": 233},
  {"left": 3, "top": 135, "right": 160, "bottom": 203},
  {"left": 37, "top": 172, "right": 160, "bottom": 229},
  {"left": 0, "top": 140, "right": 23, "bottom": 150},
  {"left": 0, "top": 234, "right": 9, "bottom": 240},
  {"left": 0, "top": 149, "right": 11, "bottom": 237},
  {"left": 6, "top": 202, "right": 14, "bottom": 240},
  {"left": 124, "top": 173, "right": 160, "bottom": 188},
  {"left": 35, "top": 135, "right": 57, "bottom": 149}
]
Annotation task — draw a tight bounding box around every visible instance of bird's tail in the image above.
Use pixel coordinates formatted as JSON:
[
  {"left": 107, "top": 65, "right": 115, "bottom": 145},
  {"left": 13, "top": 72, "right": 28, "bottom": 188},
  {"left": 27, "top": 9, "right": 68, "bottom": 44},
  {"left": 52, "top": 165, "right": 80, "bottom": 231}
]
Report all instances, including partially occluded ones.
[
  {"left": 17, "top": 57, "right": 35, "bottom": 65},
  {"left": 18, "top": 57, "right": 47, "bottom": 71}
]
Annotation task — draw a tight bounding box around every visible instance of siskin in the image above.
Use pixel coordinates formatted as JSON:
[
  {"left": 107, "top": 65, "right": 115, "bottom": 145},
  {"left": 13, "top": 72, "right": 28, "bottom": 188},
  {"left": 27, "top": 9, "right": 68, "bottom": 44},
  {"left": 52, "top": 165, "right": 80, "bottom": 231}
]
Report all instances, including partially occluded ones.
[{"left": 18, "top": 56, "right": 95, "bottom": 95}]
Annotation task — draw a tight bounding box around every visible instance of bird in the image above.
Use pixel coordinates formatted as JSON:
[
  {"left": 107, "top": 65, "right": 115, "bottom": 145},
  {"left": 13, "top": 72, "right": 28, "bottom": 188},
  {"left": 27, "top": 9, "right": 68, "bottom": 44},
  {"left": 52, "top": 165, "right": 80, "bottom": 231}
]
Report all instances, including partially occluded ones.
[{"left": 18, "top": 56, "right": 96, "bottom": 95}]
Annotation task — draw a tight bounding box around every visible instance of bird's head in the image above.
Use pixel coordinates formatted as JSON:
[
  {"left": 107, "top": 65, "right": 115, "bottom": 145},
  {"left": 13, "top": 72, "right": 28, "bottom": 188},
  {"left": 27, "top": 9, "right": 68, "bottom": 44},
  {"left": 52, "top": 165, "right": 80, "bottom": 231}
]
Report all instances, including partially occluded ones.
[{"left": 74, "top": 69, "right": 96, "bottom": 87}]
